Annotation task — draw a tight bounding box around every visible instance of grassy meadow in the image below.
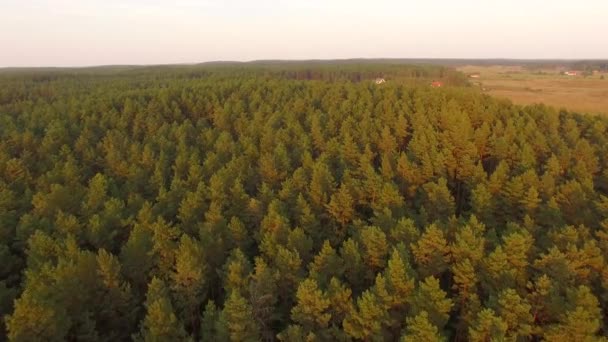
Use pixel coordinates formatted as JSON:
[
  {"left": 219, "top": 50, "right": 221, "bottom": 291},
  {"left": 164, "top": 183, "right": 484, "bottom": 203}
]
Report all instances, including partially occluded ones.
[{"left": 457, "top": 65, "right": 608, "bottom": 115}]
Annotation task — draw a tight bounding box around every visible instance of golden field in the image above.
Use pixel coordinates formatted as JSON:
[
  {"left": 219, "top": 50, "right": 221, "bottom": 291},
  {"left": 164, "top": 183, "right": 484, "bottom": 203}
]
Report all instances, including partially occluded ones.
[{"left": 457, "top": 65, "right": 608, "bottom": 115}]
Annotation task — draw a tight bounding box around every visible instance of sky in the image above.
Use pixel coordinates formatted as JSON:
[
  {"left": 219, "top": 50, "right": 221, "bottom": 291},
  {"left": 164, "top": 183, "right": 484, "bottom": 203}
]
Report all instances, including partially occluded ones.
[{"left": 1, "top": 0, "right": 607, "bottom": 67}]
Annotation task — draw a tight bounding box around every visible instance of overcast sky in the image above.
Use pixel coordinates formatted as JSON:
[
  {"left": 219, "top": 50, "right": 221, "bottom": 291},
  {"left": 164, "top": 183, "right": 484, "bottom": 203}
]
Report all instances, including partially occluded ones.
[{"left": 1, "top": 0, "right": 607, "bottom": 67}]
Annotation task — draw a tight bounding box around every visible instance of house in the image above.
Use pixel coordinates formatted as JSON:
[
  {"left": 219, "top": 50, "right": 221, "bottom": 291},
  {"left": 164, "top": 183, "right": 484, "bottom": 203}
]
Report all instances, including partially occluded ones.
[
  {"left": 469, "top": 73, "right": 480, "bottom": 78},
  {"left": 431, "top": 81, "right": 443, "bottom": 88},
  {"left": 564, "top": 71, "right": 578, "bottom": 76},
  {"left": 375, "top": 78, "right": 386, "bottom": 84}
]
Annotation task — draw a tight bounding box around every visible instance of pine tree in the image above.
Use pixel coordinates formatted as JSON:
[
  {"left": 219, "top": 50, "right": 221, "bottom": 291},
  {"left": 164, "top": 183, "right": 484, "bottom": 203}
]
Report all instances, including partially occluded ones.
[
  {"left": 327, "top": 277, "right": 353, "bottom": 326},
  {"left": 342, "top": 290, "right": 387, "bottom": 341},
  {"left": 520, "top": 186, "right": 541, "bottom": 218},
  {"left": 222, "top": 248, "right": 252, "bottom": 296},
  {"left": 495, "top": 288, "right": 533, "bottom": 339},
  {"left": 248, "top": 258, "right": 279, "bottom": 341},
  {"left": 471, "top": 183, "right": 495, "bottom": 227},
  {"left": 411, "top": 224, "right": 450, "bottom": 277},
  {"left": 151, "top": 217, "right": 181, "bottom": 277},
  {"left": 171, "top": 235, "right": 206, "bottom": 332},
  {"left": 95, "top": 249, "right": 135, "bottom": 340},
  {"left": 227, "top": 217, "right": 251, "bottom": 253},
  {"left": 360, "top": 226, "right": 389, "bottom": 275},
  {"left": 6, "top": 294, "right": 70, "bottom": 342},
  {"left": 308, "top": 240, "right": 344, "bottom": 288},
  {"left": 340, "top": 238, "right": 366, "bottom": 294},
  {"left": 389, "top": 217, "right": 420, "bottom": 247},
  {"left": 326, "top": 185, "right": 355, "bottom": 230},
  {"left": 421, "top": 178, "right": 455, "bottom": 222},
  {"left": 385, "top": 249, "right": 415, "bottom": 309},
  {"left": 451, "top": 258, "right": 482, "bottom": 338},
  {"left": 287, "top": 227, "right": 314, "bottom": 264},
  {"left": 277, "top": 324, "right": 315, "bottom": 342},
  {"left": 309, "top": 162, "right": 335, "bottom": 209},
  {"left": 200, "top": 301, "right": 220, "bottom": 342},
  {"left": 177, "top": 183, "right": 206, "bottom": 235},
  {"left": 450, "top": 219, "right": 485, "bottom": 266},
  {"left": 484, "top": 230, "right": 533, "bottom": 290},
  {"left": 410, "top": 277, "right": 453, "bottom": 330},
  {"left": 273, "top": 246, "right": 303, "bottom": 299},
  {"left": 544, "top": 285, "right": 604, "bottom": 341},
  {"left": 136, "top": 277, "right": 190, "bottom": 342},
  {"left": 401, "top": 311, "right": 444, "bottom": 342},
  {"left": 218, "top": 291, "right": 260, "bottom": 342},
  {"left": 294, "top": 194, "right": 322, "bottom": 243},
  {"left": 378, "top": 126, "right": 398, "bottom": 155},
  {"left": 83, "top": 173, "right": 108, "bottom": 216},
  {"left": 120, "top": 209, "right": 155, "bottom": 290},
  {"left": 291, "top": 278, "right": 332, "bottom": 332},
  {"left": 468, "top": 308, "right": 508, "bottom": 342}
]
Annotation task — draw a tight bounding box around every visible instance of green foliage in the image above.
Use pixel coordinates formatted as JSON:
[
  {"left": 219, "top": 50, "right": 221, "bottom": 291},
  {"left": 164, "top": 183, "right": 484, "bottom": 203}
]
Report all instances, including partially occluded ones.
[
  {"left": 1, "top": 64, "right": 607, "bottom": 340},
  {"left": 218, "top": 291, "right": 260, "bottom": 342},
  {"left": 410, "top": 276, "right": 454, "bottom": 330},
  {"left": 343, "top": 289, "right": 387, "bottom": 340},
  {"left": 401, "top": 311, "right": 444, "bottom": 342},
  {"left": 136, "top": 278, "right": 190, "bottom": 342},
  {"left": 468, "top": 308, "right": 508, "bottom": 341},
  {"left": 412, "top": 224, "right": 450, "bottom": 277},
  {"left": 291, "top": 278, "right": 331, "bottom": 331}
]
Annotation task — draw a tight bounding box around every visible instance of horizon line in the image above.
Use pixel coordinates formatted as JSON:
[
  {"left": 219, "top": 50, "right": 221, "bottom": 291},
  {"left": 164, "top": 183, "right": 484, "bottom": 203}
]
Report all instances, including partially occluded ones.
[{"left": 2, "top": 57, "right": 608, "bottom": 70}]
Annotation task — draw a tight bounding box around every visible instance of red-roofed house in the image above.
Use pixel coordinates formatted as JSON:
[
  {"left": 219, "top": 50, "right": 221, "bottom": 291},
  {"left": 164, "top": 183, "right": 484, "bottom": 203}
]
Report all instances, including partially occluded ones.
[{"left": 431, "top": 81, "right": 443, "bottom": 88}]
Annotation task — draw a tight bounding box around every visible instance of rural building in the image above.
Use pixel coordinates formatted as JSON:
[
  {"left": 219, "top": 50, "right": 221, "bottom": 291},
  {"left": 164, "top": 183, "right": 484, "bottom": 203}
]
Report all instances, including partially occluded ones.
[
  {"left": 564, "top": 71, "right": 578, "bottom": 76},
  {"left": 431, "top": 81, "right": 443, "bottom": 88},
  {"left": 375, "top": 78, "right": 386, "bottom": 84},
  {"left": 469, "top": 73, "right": 480, "bottom": 78}
]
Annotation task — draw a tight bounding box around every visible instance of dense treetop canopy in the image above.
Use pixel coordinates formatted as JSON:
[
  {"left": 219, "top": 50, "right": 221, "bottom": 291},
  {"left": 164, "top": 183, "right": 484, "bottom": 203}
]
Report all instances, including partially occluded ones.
[{"left": 0, "top": 63, "right": 607, "bottom": 341}]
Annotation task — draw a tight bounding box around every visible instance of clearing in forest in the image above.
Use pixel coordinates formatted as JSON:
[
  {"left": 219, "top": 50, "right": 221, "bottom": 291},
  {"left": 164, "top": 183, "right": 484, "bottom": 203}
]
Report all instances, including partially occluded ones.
[{"left": 457, "top": 65, "right": 608, "bottom": 115}]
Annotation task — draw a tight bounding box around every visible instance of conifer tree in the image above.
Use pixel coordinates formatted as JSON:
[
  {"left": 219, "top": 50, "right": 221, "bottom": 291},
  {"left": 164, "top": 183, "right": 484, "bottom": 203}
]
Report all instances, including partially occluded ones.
[
  {"left": 410, "top": 276, "right": 453, "bottom": 330},
  {"left": 218, "top": 291, "right": 260, "bottom": 342},
  {"left": 412, "top": 224, "right": 450, "bottom": 277},
  {"left": 421, "top": 178, "right": 456, "bottom": 222},
  {"left": 248, "top": 258, "right": 279, "bottom": 340},
  {"left": 6, "top": 294, "right": 70, "bottom": 342},
  {"left": 401, "top": 311, "right": 444, "bottom": 342},
  {"left": 171, "top": 235, "right": 206, "bottom": 332},
  {"left": 308, "top": 240, "right": 344, "bottom": 288},
  {"left": 222, "top": 248, "right": 252, "bottom": 296},
  {"left": 200, "top": 301, "right": 220, "bottom": 342},
  {"left": 95, "top": 249, "right": 135, "bottom": 340},
  {"left": 327, "top": 277, "right": 353, "bottom": 326},
  {"left": 495, "top": 288, "right": 533, "bottom": 339},
  {"left": 326, "top": 185, "right": 355, "bottom": 230},
  {"left": 342, "top": 290, "right": 387, "bottom": 340},
  {"left": 291, "top": 278, "right": 332, "bottom": 332},
  {"left": 468, "top": 308, "right": 508, "bottom": 342},
  {"left": 360, "top": 226, "right": 389, "bottom": 275},
  {"left": 340, "top": 238, "right": 366, "bottom": 294},
  {"left": 544, "top": 285, "right": 604, "bottom": 341},
  {"left": 385, "top": 249, "right": 415, "bottom": 309},
  {"left": 136, "top": 277, "right": 190, "bottom": 342}
]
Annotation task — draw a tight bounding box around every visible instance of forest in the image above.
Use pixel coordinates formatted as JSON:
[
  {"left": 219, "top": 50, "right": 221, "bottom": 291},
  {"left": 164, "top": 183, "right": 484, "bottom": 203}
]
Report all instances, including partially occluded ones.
[{"left": 0, "top": 63, "right": 607, "bottom": 341}]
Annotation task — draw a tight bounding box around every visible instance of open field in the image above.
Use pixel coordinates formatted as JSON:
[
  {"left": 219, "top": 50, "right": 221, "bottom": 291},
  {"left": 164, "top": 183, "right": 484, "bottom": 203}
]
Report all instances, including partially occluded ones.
[{"left": 457, "top": 65, "right": 608, "bottom": 115}]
